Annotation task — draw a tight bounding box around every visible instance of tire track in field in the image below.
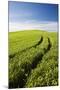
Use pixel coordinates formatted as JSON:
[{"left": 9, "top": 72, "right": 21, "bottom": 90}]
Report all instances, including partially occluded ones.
[
  {"left": 22, "top": 37, "right": 52, "bottom": 88},
  {"left": 16, "top": 37, "right": 51, "bottom": 88},
  {"left": 9, "top": 36, "right": 43, "bottom": 59},
  {"left": 9, "top": 37, "right": 51, "bottom": 88}
]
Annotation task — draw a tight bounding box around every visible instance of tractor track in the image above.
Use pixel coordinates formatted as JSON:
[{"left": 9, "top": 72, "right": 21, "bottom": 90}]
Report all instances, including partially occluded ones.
[
  {"left": 22, "top": 37, "right": 52, "bottom": 88},
  {"left": 9, "top": 37, "right": 52, "bottom": 88}
]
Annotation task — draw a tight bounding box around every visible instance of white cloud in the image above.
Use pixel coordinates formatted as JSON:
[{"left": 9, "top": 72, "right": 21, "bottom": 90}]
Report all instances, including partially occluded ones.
[{"left": 9, "top": 21, "right": 58, "bottom": 32}]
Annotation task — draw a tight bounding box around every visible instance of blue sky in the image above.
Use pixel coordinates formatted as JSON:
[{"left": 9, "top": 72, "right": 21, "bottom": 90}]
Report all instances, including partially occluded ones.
[{"left": 9, "top": 1, "right": 58, "bottom": 32}]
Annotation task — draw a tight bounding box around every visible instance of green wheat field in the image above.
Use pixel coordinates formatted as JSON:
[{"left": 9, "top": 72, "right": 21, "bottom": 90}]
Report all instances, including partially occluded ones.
[{"left": 9, "top": 30, "right": 58, "bottom": 88}]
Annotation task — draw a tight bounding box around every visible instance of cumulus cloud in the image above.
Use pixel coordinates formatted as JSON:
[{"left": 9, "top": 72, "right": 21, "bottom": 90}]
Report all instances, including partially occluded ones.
[{"left": 9, "top": 21, "right": 58, "bottom": 32}]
